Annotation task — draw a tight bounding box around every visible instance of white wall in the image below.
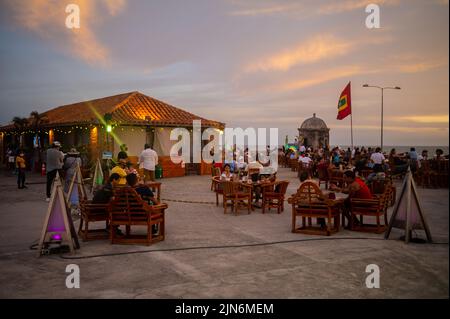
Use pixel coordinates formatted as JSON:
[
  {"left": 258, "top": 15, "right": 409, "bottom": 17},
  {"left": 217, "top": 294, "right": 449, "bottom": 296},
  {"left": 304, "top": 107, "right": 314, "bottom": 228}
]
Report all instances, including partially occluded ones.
[{"left": 113, "top": 127, "right": 147, "bottom": 157}]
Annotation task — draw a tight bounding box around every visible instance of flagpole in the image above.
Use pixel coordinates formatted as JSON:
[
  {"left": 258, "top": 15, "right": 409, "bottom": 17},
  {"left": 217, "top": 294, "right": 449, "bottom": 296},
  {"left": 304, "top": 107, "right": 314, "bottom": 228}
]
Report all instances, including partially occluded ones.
[{"left": 350, "top": 113, "right": 354, "bottom": 151}]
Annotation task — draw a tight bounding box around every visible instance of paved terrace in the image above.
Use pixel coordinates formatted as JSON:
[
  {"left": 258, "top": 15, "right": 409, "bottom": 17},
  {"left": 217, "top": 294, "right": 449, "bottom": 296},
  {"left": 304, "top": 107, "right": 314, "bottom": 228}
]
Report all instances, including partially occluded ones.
[{"left": 0, "top": 168, "right": 448, "bottom": 298}]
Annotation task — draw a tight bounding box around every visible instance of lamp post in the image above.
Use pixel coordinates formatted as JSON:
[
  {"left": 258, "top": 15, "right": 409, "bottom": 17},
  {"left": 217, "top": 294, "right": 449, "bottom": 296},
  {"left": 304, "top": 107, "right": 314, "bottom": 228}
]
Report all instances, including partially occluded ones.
[{"left": 362, "top": 84, "right": 401, "bottom": 151}]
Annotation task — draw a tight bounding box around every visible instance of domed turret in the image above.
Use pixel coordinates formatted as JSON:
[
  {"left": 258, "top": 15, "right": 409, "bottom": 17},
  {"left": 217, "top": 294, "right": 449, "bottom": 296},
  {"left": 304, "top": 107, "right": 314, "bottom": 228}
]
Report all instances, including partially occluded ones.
[{"left": 298, "top": 113, "right": 330, "bottom": 149}]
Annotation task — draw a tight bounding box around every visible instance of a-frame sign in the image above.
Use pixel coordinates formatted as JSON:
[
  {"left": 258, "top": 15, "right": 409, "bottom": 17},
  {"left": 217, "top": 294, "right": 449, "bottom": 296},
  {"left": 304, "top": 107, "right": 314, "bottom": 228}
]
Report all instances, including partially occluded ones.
[
  {"left": 385, "top": 168, "right": 432, "bottom": 243},
  {"left": 66, "top": 164, "right": 87, "bottom": 206},
  {"left": 91, "top": 158, "right": 104, "bottom": 194},
  {"left": 37, "top": 175, "right": 80, "bottom": 257}
]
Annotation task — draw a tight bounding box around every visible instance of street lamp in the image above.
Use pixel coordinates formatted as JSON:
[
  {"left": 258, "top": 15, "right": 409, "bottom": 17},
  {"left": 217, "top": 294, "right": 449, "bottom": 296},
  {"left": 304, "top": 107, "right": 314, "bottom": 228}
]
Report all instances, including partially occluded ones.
[{"left": 362, "top": 84, "right": 401, "bottom": 151}]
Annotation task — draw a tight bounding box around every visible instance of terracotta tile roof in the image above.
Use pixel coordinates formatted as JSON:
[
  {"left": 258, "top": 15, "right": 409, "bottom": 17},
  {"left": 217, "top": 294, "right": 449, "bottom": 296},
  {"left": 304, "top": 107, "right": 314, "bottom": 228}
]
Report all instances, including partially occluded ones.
[{"left": 0, "top": 91, "right": 225, "bottom": 130}]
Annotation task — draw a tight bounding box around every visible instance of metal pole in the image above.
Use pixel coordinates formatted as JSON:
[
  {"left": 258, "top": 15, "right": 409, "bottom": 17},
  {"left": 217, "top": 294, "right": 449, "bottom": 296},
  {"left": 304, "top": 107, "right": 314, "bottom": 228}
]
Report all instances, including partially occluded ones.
[
  {"left": 350, "top": 113, "right": 354, "bottom": 151},
  {"left": 381, "top": 88, "right": 384, "bottom": 151}
]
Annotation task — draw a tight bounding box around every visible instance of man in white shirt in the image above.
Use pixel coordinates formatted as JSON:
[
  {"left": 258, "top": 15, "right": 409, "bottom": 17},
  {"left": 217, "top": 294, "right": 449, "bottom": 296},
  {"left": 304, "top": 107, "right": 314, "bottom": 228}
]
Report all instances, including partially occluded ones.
[
  {"left": 370, "top": 147, "right": 385, "bottom": 165},
  {"left": 139, "top": 144, "right": 158, "bottom": 182},
  {"left": 298, "top": 153, "right": 312, "bottom": 165}
]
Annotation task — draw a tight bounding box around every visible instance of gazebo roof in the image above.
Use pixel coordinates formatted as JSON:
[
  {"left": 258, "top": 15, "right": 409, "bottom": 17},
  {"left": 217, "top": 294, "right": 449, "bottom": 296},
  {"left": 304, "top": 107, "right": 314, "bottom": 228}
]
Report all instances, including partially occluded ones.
[{"left": 0, "top": 91, "right": 225, "bottom": 130}]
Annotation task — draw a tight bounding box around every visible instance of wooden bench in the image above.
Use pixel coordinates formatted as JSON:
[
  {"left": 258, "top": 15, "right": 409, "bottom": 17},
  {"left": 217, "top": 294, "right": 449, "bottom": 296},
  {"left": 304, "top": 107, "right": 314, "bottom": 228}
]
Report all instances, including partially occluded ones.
[
  {"left": 108, "top": 187, "right": 168, "bottom": 245},
  {"left": 288, "top": 182, "right": 341, "bottom": 236},
  {"left": 78, "top": 200, "right": 109, "bottom": 241}
]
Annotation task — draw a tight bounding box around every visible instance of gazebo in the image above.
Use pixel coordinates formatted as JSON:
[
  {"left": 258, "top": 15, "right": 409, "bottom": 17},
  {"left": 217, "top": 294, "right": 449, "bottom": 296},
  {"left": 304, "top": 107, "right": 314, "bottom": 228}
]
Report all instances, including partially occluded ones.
[{"left": 0, "top": 91, "right": 225, "bottom": 177}]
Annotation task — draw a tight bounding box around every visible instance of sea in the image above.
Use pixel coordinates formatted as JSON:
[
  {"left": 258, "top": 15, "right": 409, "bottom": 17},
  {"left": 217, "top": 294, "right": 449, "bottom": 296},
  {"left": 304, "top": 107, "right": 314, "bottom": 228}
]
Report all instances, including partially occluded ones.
[{"left": 337, "top": 146, "right": 449, "bottom": 155}]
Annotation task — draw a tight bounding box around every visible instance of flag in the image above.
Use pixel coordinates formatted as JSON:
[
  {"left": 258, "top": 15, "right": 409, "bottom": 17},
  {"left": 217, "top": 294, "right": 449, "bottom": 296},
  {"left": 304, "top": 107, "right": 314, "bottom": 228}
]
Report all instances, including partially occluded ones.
[{"left": 337, "top": 82, "right": 352, "bottom": 120}]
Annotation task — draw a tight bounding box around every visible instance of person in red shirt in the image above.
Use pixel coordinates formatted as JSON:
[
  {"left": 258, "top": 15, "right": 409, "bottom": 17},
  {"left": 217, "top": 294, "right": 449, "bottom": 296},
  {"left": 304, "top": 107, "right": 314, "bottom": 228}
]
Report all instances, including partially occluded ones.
[{"left": 330, "top": 170, "right": 373, "bottom": 228}]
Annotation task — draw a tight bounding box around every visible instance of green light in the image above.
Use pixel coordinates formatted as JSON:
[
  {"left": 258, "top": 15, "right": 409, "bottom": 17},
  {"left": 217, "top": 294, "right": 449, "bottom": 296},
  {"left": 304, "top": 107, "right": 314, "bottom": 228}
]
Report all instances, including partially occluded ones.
[{"left": 106, "top": 125, "right": 112, "bottom": 133}]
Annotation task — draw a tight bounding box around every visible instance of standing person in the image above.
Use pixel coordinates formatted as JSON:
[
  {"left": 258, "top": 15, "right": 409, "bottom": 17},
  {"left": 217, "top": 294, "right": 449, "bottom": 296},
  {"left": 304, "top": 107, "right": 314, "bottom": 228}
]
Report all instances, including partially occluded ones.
[
  {"left": 46, "top": 141, "right": 64, "bottom": 202},
  {"left": 63, "top": 148, "right": 82, "bottom": 193},
  {"left": 16, "top": 150, "right": 27, "bottom": 189},
  {"left": 139, "top": 144, "right": 158, "bottom": 182},
  {"left": 7, "top": 147, "right": 15, "bottom": 172},
  {"left": 370, "top": 147, "right": 385, "bottom": 172},
  {"left": 118, "top": 144, "right": 128, "bottom": 161}
]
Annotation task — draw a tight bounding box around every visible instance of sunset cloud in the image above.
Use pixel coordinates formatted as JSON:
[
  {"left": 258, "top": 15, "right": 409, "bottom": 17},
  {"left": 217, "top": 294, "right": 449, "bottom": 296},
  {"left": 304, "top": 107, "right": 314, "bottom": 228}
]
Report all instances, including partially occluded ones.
[
  {"left": 245, "top": 34, "right": 354, "bottom": 73},
  {"left": 277, "top": 65, "right": 366, "bottom": 91},
  {"left": 394, "top": 115, "right": 449, "bottom": 124},
  {"left": 1, "top": 0, "right": 127, "bottom": 65}
]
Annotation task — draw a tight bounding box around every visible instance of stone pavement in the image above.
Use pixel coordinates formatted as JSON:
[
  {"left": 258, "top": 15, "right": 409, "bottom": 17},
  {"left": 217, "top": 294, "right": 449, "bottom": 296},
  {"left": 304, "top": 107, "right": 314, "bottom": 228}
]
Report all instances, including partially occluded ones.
[{"left": 0, "top": 168, "right": 448, "bottom": 298}]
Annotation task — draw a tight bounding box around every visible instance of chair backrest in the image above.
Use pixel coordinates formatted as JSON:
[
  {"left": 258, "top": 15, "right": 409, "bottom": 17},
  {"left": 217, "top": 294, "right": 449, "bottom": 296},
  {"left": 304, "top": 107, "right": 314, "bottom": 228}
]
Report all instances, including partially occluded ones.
[
  {"left": 317, "top": 166, "right": 329, "bottom": 180},
  {"left": 274, "top": 181, "right": 289, "bottom": 195},
  {"left": 109, "top": 187, "right": 148, "bottom": 222},
  {"left": 223, "top": 181, "right": 238, "bottom": 196},
  {"left": 370, "top": 179, "right": 386, "bottom": 195},
  {"left": 294, "top": 181, "right": 325, "bottom": 204}
]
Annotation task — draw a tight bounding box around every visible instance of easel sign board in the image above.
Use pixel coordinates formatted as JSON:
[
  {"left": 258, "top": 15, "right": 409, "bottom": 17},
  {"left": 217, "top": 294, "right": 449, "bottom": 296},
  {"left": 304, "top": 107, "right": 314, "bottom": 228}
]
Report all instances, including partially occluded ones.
[
  {"left": 37, "top": 177, "right": 80, "bottom": 257},
  {"left": 385, "top": 169, "right": 432, "bottom": 243},
  {"left": 66, "top": 164, "right": 87, "bottom": 206},
  {"left": 92, "top": 158, "right": 104, "bottom": 194}
]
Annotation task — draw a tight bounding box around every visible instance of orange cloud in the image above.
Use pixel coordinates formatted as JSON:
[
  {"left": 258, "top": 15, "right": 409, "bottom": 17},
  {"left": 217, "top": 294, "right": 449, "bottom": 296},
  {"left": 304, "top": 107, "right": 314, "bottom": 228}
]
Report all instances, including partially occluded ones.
[
  {"left": 277, "top": 65, "right": 366, "bottom": 91},
  {"left": 396, "top": 61, "right": 447, "bottom": 73},
  {"left": 394, "top": 115, "right": 449, "bottom": 124},
  {"left": 245, "top": 34, "right": 354, "bottom": 73},
  {"left": 317, "top": 0, "right": 397, "bottom": 15},
  {"left": 2, "top": 0, "right": 127, "bottom": 65}
]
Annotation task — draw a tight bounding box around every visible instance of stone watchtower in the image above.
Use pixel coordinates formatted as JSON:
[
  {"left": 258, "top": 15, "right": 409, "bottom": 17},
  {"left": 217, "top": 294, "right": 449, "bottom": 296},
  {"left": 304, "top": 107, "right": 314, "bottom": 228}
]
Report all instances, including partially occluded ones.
[{"left": 298, "top": 113, "right": 330, "bottom": 149}]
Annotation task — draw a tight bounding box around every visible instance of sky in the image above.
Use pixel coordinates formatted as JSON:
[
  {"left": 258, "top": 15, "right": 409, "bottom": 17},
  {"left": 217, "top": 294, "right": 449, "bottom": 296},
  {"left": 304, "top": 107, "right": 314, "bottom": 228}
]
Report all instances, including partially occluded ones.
[{"left": 0, "top": 0, "right": 448, "bottom": 146}]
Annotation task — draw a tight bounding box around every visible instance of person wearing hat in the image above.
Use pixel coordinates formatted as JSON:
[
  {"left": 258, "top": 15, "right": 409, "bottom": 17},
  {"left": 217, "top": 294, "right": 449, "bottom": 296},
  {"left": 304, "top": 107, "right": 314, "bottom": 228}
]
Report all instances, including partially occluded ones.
[
  {"left": 45, "top": 141, "right": 65, "bottom": 201},
  {"left": 111, "top": 158, "right": 128, "bottom": 185},
  {"left": 63, "top": 148, "right": 82, "bottom": 192}
]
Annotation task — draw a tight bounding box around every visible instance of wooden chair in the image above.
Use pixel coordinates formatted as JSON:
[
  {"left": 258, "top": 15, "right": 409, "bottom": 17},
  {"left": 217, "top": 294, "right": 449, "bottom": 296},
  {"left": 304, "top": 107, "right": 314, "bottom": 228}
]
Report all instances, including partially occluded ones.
[
  {"left": 108, "top": 187, "right": 167, "bottom": 245},
  {"left": 317, "top": 165, "right": 329, "bottom": 189},
  {"left": 261, "top": 181, "right": 290, "bottom": 214},
  {"left": 212, "top": 176, "right": 224, "bottom": 206},
  {"left": 436, "top": 159, "right": 449, "bottom": 188},
  {"left": 222, "top": 181, "right": 252, "bottom": 215},
  {"left": 350, "top": 191, "right": 388, "bottom": 234},
  {"left": 289, "top": 158, "right": 298, "bottom": 172},
  {"left": 210, "top": 167, "right": 221, "bottom": 191},
  {"left": 297, "top": 162, "right": 313, "bottom": 179},
  {"left": 288, "top": 181, "right": 341, "bottom": 236},
  {"left": 328, "top": 168, "right": 344, "bottom": 188},
  {"left": 78, "top": 199, "right": 109, "bottom": 241}
]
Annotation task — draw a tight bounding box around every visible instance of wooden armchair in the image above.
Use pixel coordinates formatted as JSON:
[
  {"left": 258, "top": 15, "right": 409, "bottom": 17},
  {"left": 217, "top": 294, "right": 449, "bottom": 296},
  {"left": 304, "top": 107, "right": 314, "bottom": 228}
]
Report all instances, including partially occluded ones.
[
  {"left": 317, "top": 165, "right": 329, "bottom": 189},
  {"left": 289, "top": 158, "right": 298, "bottom": 172},
  {"left": 297, "top": 162, "right": 313, "bottom": 179},
  {"left": 328, "top": 168, "right": 344, "bottom": 188},
  {"left": 108, "top": 187, "right": 167, "bottom": 245},
  {"left": 210, "top": 167, "right": 221, "bottom": 191},
  {"left": 212, "top": 176, "right": 224, "bottom": 206},
  {"left": 350, "top": 192, "right": 387, "bottom": 234},
  {"left": 261, "top": 181, "right": 290, "bottom": 214},
  {"left": 288, "top": 181, "right": 341, "bottom": 236},
  {"left": 78, "top": 199, "right": 109, "bottom": 241},
  {"left": 223, "top": 181, "right": 252, "bottom": 215}
]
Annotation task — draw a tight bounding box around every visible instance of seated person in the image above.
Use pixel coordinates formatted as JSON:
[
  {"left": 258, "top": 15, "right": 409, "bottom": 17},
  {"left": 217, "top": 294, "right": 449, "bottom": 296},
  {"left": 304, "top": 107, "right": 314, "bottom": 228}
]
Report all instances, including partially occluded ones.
[
  {"left": 125, "top": 173, "right": 159, "bottom": 236},
  {"left": 125, "top": 173, "right": 157, "bottom": 205},
  {"left": 367, "top": 163, "right": 386, "bottom": 182},
  {"left": 220, "top": 164, "right": 234, "bottom": 181},
  {"left": 92, "top": 173, "right": 121, "bottom": 204},
  {"left": 330, "top": 170, "right": 372, "bottom": 228},
  {"left": 92, "top": 173, "right": 123, "bottom": 235},
  {"left": 111, "top": 159, "right": 129, "bottom": 185}
]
